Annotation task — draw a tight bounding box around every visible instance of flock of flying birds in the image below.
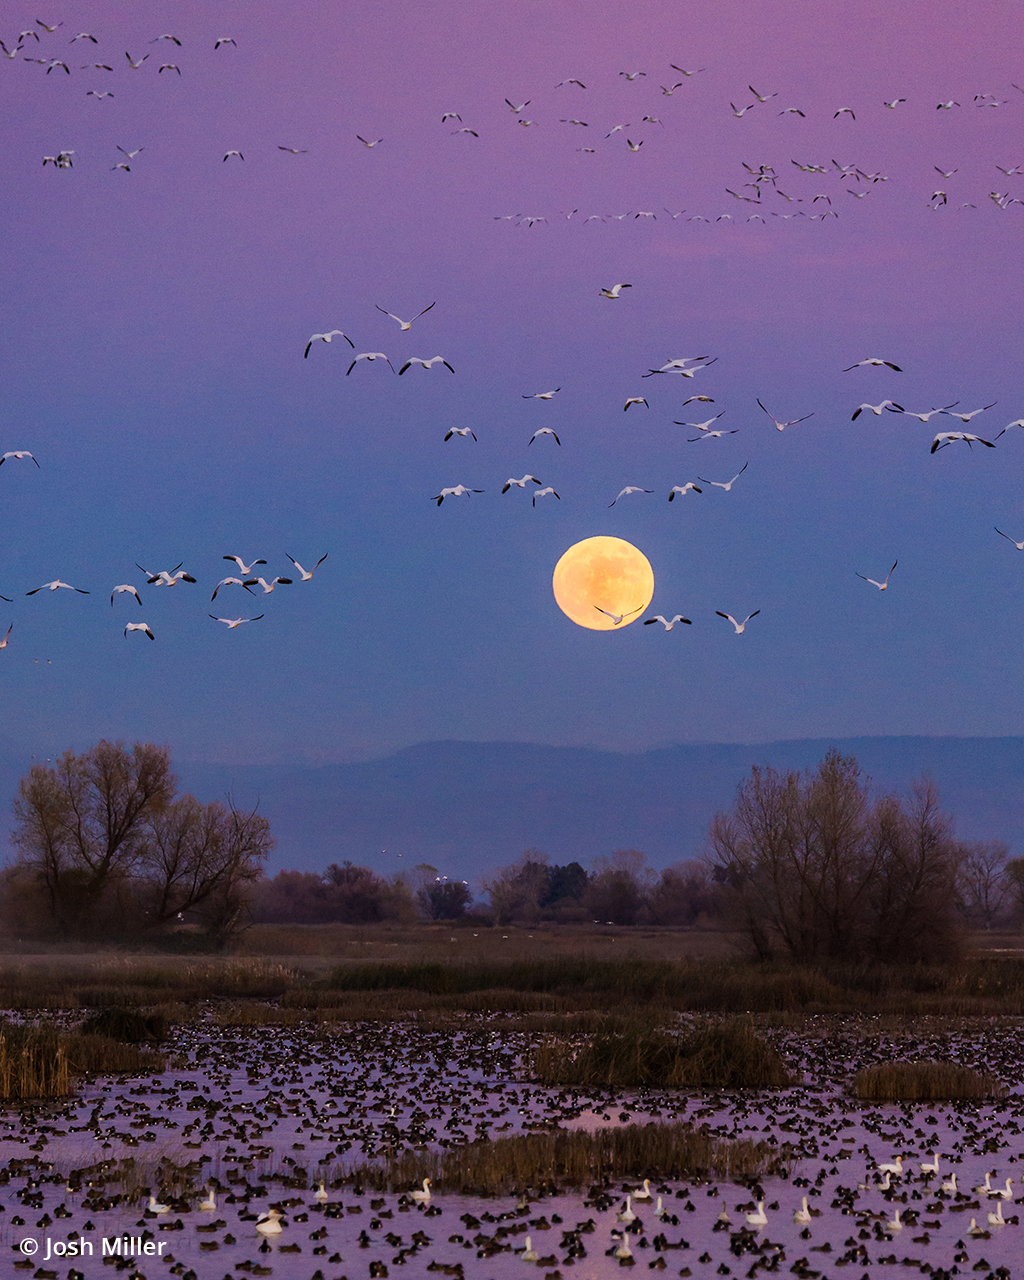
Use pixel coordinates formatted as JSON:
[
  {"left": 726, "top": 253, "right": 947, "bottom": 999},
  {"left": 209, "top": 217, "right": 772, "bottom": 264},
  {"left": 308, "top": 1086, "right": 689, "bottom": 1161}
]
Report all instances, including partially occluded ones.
[
  {"left": 10, "top": 18, "right": 1024, "bottom": 226},
  {"left": 0, "top": 516, "right": 328, "bottom": 646},
  {"left": 6, "top": 17, "right": 1023, "bottom": 647},
  {"left": 297, "top": 293, "right": 1023, "bottom": 634}
]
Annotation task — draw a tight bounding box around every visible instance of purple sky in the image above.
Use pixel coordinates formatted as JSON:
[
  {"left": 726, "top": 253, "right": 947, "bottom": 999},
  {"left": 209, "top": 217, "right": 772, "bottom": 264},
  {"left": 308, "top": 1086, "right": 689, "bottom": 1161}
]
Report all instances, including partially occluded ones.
[{"left": 1, "top": 0, "right": 1024, "bottom": 776}]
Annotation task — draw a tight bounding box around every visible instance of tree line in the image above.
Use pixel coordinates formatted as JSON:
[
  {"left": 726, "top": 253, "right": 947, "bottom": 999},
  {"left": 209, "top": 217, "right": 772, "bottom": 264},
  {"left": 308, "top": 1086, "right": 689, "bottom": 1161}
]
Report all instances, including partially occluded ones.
[{"left": 4, "top": 742, "right": 1020, "bottom": 955}]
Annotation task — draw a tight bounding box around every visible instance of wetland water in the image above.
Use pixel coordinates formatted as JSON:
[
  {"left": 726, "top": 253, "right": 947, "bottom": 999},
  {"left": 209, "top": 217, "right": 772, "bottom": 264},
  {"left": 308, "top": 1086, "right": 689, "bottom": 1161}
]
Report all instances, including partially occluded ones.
[{"left": 2, "top": 1013, "right": 1022, "bottom": 1279}]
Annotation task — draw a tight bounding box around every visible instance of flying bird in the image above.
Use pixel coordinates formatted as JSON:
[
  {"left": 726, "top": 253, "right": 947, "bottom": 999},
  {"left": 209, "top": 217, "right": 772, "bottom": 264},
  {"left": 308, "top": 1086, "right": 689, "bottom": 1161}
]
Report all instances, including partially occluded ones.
[
  {"left": 209, "top": 615, "right": 263, "bottom": 628},
  {"left": 599, "top": 283, "right": 632, "bottom": 298},
  {"left": 931, "top": 431, "right": 996, "bottom": 452},
  {"left": 608, "top": 486, "right": 652, "bottom": 506},
  {"left": 698, "top": 462, "right": 748, "bottom": 491},
  {"left": 433, "top": 485, "right": 482, "bottom": 505},
  {"left": 644, "top": 615, "right": 692, "bottom": 629},
  {"left": 375, "top": 302, "right": 435, "bottom": 330},
  {"left": 110, "top": 584, "right": 142, "bottom": 606},
  {"left": 529, "top": 428, "right": 560, "bottom": 445},
  {"left": 444, "top": 427, "right": 477, "bottom": 442},
  {"left": 158, "top": 63, "right": 180, "bottom": 74},
  {"left": 523, "top": 388, "right": 560, "bottom": 399},
  {"left": 125, "top": 51, "right": 149, "bottom": 68},
  {"left": 243, "top": 577, "right": 293, "bottom": 594},
  {"left": 502, "top": 475, "right": 542, "bottom": 493},
  {"left": 347, "top": 352, "right": 394, "bottom": 375},
  {"left": 857, "top": 560, "right": 898, "bottom": 590},
  {"left": 851, "top": 401, "right": 904, "bottom": 419},
  {"left": 211, "top": 577, "right": 255, "bottom": 601},
  {"left": 884, "top": 98, "right": 906, "bottom": 108},
  {"left": 675, "top": 413, "right": 723, "bottom": 430},
  {"left": 505, "top": 99, "right": 530, "bottom": 112},
  {"left": 532, "top": 486, "right": 560, "bottom": 506},
  {"left": 356, "top": 136, "right": 383, "bottom": 148},
  {"left": 0, "top": 451, "right": 39, "bottom": 466},
  {"left": 149, "top": 569, "right": 196, "bottom": 586},
  {"left": 844, "top": 357, "right": 902, "bottom": 371},
  {"left": 0, "top": 624, "right": 11, "bottom": 649},
  {"left": 398, "top": 356, "right": 454, "bottom": 374},
  {"left": 668, "top": 483, "right": 702, "bottom": 500},
  {"left": 304, "top": 330, "right": 354, "bottom": 357},
  {"left": 278, "top": 146, "right": 308, "bottom": 154},
  {"left": 897, "top": 403, "right": 959, "bottom": 422},
  {"left": 219, "top": 557, "right": 266, "bottom": 579},
  {"left": 834, "top": 107, "right": 856, "bottom": 119},
  {"left": 995, "top": 419, "right": 1024, "bottom": 438},
  {"left": 995, "top": 528, "right": 1024, "bottom": 550},
  {"left": 214, "top": 37, "right": 237, "bottom": 48},
  {"left": 27, "top": 580, "right": 89, "bottom": 595},
  {"left": 623, "top": 398, "right": 648, "bottom": 410},
  {"left": 286, "top": 553, "right": 328, "bottom": 580},
  {"left": 941, "top": 402, "right": 997, "bottom": 423},
  {"left": 124, "top": 622, "right": 155, "bottom": 640},
  {"left": 595, "top": 604, "right": 644, "bottom": 624},
  {"left": 716, "top": 610, "right": 760, "bottom": 633},
  {"left": 223, "top": 150, "right": 244, "bottom": 161}
]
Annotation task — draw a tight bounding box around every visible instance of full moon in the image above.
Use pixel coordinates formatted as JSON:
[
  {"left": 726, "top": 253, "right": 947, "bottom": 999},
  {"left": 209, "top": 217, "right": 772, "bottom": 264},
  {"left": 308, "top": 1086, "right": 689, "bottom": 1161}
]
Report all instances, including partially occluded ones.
[{"left": 552, "top": 536, "right": 655, "bottom": 629}]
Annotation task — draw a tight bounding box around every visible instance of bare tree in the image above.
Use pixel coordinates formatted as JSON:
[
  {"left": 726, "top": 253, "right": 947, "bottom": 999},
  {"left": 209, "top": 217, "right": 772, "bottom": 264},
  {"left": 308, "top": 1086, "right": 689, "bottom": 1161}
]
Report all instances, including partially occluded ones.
[
  {"left": 956, "top": 840, "right": 1011, "bottom": 929},
  {"left": 9, "top": 743, "right": 272, "bottom": 942},
  {"left": 707, "top": 752, "right": 965, "bottom": 963},
  {"left": 11, "top": 741, "right": 175, "bottom": 935}
]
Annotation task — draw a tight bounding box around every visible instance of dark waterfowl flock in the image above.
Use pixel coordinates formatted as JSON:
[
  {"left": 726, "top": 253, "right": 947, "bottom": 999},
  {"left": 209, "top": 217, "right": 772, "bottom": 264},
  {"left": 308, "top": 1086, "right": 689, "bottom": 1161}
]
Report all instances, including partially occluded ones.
[{"left": 1, "top": 1012, "right": 1023, "bottom": 1279}]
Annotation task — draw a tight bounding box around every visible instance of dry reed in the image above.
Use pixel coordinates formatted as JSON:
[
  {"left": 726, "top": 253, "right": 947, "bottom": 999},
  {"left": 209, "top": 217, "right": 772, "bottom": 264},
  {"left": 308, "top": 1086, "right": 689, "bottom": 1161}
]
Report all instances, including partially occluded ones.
[
  {"left": 851, "top": 1061, "right": 1006, "bottom": 1101},
  {"left": 532, "top": 1018, "right": 795, "bottom": 1089},
  {"left": 338, "top": 1122, "right": 789, "bottom": 1194}
]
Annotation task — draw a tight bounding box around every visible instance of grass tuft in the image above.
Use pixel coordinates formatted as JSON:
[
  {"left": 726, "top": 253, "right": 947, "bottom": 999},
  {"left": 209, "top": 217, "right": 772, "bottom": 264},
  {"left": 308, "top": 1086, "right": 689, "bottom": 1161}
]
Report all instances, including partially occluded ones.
[
  {"left": 532, "top": 1017, "right": 795, "bottom": 1089},
  {"left": 338, "top": 1121, "right": 790, "bottom": 1194},
  {"left": 851, "top": 1060, "right": 1005, "bottom": 1101}
]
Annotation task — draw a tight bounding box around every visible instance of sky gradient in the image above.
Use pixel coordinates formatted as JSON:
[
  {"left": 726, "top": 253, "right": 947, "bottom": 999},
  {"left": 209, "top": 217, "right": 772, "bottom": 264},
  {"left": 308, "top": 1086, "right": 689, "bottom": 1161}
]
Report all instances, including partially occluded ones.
[{"left": 2, "top": 0, "right": 1024, "bottom": 784}]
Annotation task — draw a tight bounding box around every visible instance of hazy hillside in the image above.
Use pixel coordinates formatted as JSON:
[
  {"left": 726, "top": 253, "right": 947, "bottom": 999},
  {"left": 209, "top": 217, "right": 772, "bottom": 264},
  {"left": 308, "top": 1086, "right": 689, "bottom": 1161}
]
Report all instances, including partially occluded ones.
[
  {"left": 1, "top": 737, "right": 1019, "bottom": 887},
  {"left": 178, "top": 736, "right": 1022, "bottom": 884}
]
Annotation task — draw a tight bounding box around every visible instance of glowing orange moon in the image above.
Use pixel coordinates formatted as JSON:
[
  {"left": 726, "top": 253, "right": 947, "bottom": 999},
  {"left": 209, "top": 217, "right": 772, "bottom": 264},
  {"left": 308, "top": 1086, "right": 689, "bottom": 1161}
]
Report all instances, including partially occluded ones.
[{"left": 552, "top": 536, "right": 655, "bottom": 629}]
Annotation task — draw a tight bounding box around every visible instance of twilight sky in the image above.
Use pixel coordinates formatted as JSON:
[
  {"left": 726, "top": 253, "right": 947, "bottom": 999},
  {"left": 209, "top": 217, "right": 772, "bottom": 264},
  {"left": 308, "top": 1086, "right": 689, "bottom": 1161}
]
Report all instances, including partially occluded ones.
[{"left": 2, "top": 0, "right": 1023, "bottom": 776}]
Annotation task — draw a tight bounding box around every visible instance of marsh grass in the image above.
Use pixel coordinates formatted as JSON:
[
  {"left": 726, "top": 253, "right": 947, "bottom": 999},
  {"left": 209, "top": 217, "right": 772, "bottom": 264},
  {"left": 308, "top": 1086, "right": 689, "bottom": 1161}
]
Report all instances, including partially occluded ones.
[
  {"left": 532, "top": 1018, "right": 796, "bottom": 1089},
  {"left": 336, "top": 1122, "right": 789, "bottom": 1194},
  {"left": 852, "top": 1061, "right": 1006, "bottom": 1101},
  {"left": 0, "top": 1021, "right": 164, "bottom": 1099},
  {"left": 0, "top": 958, "right": 298, "bottom": 1010},
  {"left": 4, "top": 948, "right": 1024, "bottom": 1019}
]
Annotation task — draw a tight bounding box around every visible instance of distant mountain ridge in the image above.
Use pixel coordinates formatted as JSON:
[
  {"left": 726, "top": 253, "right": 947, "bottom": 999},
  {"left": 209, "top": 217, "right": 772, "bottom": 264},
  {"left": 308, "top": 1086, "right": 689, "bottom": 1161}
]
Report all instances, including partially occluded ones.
[
  {"left": 170, "top": 736, "right": 1022, "bottom": 885},
  {"left": 0, "top": 736, "right": 1017, "bottom": 886}
]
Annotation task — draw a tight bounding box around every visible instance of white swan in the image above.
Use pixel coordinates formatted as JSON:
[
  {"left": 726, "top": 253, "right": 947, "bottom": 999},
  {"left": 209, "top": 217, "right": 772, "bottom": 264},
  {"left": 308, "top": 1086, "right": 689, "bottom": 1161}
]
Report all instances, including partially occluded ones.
[
  {"left": 988, "top": 1201, "right": 1007, "bottom": 1226},
  {"left": 521, "top": 1237, "right": 538, "bottom": 1261},
  {"left": 878, "top": 1156, "right": 903, "bottom": 1175},
  {"left": 148, "top": 1194, "right": 170, "bottom": 1214},
  {"left": 256, "top": 1209, "right": 283, "bottom": 1235},
  {"left": 919, "top": 1153, "right": 940, "bottom": 1175},
  {"left": 617, "top": 1195, "right": 636, "bottom": 1223},
  {"left": 314, "top": 1181, "right": 328, "bottom": 1203},
  {"left": 614, "top": 1238, "right": 633, "bottom": 1259},
  {"left": 967, "top": 1217, "right": 990, "bottom": 1237},
  {"left": 716, "top": 1201, "right": 731, "bottom": 1224},
  {"left": 941, "top": 1173, "right": 958, "bottom": 1193},
  {"left": 411, "top": 1177, "right": 432, "bottom": 1202},
  {"left": 794, "top": 1197, "right": 813, "bottom": 1224},
  {"left": 989, "top": 1178, "right": 1013, "bottom": 1199},
  {"left": 200, "top": 1186, "right": 216, "bottom": 1211},
  {"left": 653, "top": 1196, "right": 666, "bottom": 1218},
  {"left": 973, "top": 1173, "right": 993, "bottom": 1195},
  {"left": 886, "top": 1209, "right": 903, "bottom": 1231},
  {"left": 745, "top": 1201, "right": 767, "bottom": 1226},
  {"left": 633, "top": 1180, "right": 652, "bottom": 1201}
]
